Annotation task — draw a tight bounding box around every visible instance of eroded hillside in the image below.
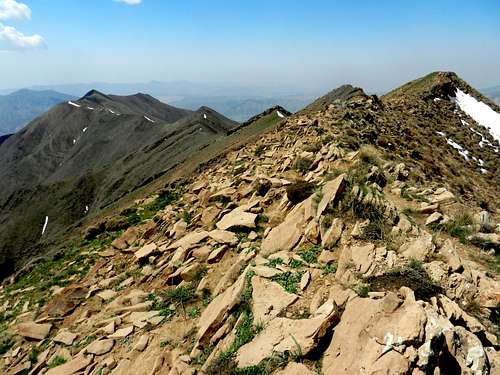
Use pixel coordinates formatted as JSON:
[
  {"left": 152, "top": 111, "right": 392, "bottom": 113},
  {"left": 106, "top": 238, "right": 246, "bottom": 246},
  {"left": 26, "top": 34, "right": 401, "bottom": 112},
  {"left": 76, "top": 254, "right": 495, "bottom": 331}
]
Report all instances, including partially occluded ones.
[{"left": 0, "top": 73, "right": 499, "bottom": 374}]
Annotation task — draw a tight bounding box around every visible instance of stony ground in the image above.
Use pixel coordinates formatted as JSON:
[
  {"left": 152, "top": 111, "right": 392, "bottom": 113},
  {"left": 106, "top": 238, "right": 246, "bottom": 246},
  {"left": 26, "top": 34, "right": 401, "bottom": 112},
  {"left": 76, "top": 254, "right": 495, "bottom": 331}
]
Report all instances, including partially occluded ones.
[{"left": 1, "top": 98, "right": 499, "bottom": 374}]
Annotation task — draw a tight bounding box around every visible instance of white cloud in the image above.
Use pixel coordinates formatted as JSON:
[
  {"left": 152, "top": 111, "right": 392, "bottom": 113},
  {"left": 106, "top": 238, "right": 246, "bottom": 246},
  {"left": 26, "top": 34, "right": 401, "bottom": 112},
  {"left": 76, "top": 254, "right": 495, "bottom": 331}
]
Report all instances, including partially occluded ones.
[
  {"left": 0, "top": 0, "right": 31, "bottom": 21},
  {"left": 0, "top": 23, "right": 45, "bottom": 50},
  {"left": 115, "top": 0, "right": 142, "bottom": 5}
]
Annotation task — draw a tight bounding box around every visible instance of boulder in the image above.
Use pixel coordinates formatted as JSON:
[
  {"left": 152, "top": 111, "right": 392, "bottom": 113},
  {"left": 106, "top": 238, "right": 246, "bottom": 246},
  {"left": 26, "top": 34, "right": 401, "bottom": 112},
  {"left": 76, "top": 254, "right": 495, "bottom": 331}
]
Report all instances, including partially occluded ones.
[
  {"left": 86, "top": 339, "right": 115, "bottom": 355},
  {"left": 194, "top": 269, "right": 249, "bottom": 348},
  {"left": 216, "top": 208, "right": 257, "bottom": 230},
  {"left": 166, "top": 231, "right": 209, "bottom": 251},
  {"left": 236, "top": 299, "right": 339, "bottom": 368},
  {"left": 45, "top": 354, "right": 93, "bottom": 375},
  {"left": 53, "top": 330, "right": 78, "bottom": 346},
  {"left": 438, "top": 239, "right": 463, "bottom": 272},
  {"left": 400, "top": 232, "right": 434, "bottom": 261},
  {"left": 322, "top": 293, "right": 426, "bottom": 375},
  {"left": 321, "top": 218, "right": 344, "bottom": 249},
  {"left": 208, "top": 229, "right": 238, "bottom": 244},
  {"left": 16, "top": 322, "right": 52, "bottom": 340},
  {"left": 316, "top": 174, "right": 346, "bottom": 218},
  {"left": 425, "top": 212, "right": 443, "bottom": 226},
  {"left": 134, "top": 243, "right": 158, "bottom": 261},
  {"left": 251, "top": 276, "right": 298, "bottom": 324},
  {"left": 261, "top": 197, "right": 315, "bottom": 256}
]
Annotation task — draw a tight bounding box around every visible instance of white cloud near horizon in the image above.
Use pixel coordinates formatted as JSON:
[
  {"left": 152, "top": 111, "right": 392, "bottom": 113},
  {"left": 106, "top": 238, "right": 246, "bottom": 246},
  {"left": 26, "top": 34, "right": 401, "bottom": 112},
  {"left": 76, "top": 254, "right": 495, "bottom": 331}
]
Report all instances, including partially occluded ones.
[
  {"left": 0, "top": 23, "right": 45, "bottom": 50},
  {"left": 0, "top": 0, "right": 45, "bottom": 51},
  {"left": 115, "top": 0, "right": 142, "bottom": 5},
  {"left": 0, "top": 0, "right": 30, "bottom": 21}
]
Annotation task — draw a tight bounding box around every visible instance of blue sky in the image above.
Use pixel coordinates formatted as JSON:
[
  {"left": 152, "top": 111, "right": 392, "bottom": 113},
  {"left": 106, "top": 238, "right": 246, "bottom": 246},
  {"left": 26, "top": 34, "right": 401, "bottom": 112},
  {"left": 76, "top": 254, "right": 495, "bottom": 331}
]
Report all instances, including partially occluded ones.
[{"left": 1, "top": 0, "right": 499, "bottom": 92}]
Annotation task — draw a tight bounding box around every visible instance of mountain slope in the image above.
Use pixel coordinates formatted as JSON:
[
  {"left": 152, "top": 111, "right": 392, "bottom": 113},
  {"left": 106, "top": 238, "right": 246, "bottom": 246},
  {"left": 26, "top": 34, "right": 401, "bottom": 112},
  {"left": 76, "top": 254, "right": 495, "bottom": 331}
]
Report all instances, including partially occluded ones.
[
  {"left": 0, "top": 91, "right": 240, "bottom": 276},
  {"left": 0, "top": 72, "right": 498, "bottom": 375},
  {"left": 0, "top": 89, "right": 76, "bottom": 136}
]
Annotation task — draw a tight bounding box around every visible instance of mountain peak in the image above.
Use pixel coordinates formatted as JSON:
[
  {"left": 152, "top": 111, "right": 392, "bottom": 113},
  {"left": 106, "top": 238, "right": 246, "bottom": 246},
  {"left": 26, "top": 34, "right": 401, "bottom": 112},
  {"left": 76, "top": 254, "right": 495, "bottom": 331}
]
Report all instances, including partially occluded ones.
[
  {"left": 81, "top": 89, "right": 111, "bottom": 101},
  {"left": 303, "top": 84, "right": 368, "bottom": 112}
]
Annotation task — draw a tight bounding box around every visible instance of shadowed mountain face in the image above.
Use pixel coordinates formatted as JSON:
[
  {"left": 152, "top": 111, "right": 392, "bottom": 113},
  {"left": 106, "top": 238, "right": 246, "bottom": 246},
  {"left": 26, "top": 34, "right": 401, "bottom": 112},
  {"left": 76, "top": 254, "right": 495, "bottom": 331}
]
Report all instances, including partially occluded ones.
[
  {"left": 0, "top": 89, "right": 76, "bottom": 136},
  {"left": 0, "top": 91, "right": 239, "bottom": 276}
]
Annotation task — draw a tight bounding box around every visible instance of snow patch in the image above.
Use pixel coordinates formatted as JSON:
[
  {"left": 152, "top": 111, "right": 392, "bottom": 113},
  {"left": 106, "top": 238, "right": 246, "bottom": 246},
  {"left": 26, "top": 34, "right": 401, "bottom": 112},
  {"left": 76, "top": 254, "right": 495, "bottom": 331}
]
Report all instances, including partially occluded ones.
[
  {"left": 436, "top": 131, "right": 446, "bottom": 137},
  {"left": 203, "top": 113, "right": 207, "bottom": 119},
  {"left": 108, "top": 109, "right": 119, "bottom": 115},
  {"left": 480, "top": 168, "right": 488, "bottom": 174},
  {"left": 277, "top": 110, "right": 285, "bottom": 118},
  {"left": 41, "top": 216, "right": 49, "bottom": 235},
  {"left": 455, "top": 88, "right": 500, "bottom": 142},
  {"left": 68, "top": 101, "right": 81, "bottom": 108},
  {"left": 85, "top": 205, "right": 89, "bottom": 213},
  {"left": 446, "top": 138, "right": 470, "bottom": 161},
  {"left": 72, "top": 139, "right": 76, "bottom": 144},
  {"left": 87, "top": 106, "right": 94, "bottom": 110},
  {"left": 82, "top": 127, "right": 88, "bottom": 133},
  {"left": 433, "top": 98, "right": 441, "bottom": 102},
  {"left": 144, "top": 115, "right": 155, "bottom": 123}
]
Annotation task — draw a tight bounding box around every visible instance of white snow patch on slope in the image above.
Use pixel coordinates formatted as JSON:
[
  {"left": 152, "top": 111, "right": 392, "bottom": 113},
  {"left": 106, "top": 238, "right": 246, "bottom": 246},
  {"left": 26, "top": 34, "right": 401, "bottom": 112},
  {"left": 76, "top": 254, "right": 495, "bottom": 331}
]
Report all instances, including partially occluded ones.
[
  {"left": 203, "top": 113, "right": 207, "bottom": 119},
  {"left": 446, "top": 138, "right": 470, "bottom": 161},
  {"left": 455, "top": 88, "right": 500, "bottom": 142},
  {"left": 41, "top": 216, "right": 49, "bottom": 235},
  {"left": 277, "top": 110, "right": 285, "bottom": 118},
  {"left": 144, "top": 115, "right": 155, "bottom": 123},
  {"left": 436, "top": 131, "right": 446, "bottom": 137},
  {"left": 108, "top": 109, "right": 119, "bottom": 115},
  {"left": 87, "top": 106, "right": 94, "bottom": 110},
  {"left": 68, "top": 101, "right": 81, "bottom": 108},
  {"left": 82, "top": 127, "right": 88, "bottom": 133}
]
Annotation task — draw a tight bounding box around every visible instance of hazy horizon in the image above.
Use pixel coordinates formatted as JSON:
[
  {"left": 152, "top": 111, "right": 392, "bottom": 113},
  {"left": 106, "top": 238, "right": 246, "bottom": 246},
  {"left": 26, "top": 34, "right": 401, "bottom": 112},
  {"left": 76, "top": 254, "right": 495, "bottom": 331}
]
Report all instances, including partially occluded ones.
[{"left": 1, "top": 0, "right": 499, "bottom": 94}]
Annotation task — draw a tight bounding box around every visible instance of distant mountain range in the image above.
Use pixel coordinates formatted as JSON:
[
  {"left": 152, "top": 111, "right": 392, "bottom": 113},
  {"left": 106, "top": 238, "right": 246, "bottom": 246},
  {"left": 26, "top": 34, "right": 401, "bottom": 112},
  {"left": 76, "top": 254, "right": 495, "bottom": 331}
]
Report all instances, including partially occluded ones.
[
  {"left": 482, "top": 85, "right": 500, "bottom": 105},
  {"left": 0, "top": 89, "right": 76, "bottom": 136}
]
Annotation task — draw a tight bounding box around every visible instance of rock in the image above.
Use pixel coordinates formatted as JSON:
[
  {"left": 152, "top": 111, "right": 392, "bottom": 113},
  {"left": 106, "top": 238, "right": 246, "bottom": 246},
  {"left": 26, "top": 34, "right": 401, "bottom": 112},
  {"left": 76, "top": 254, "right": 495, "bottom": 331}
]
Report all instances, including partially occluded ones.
[
  {"left": 201, "top": 206, "right": 221, "bottom": 226},
  {"left": 171, "top": 220, "right": 187, "bottom": 239},
  {"left": 399, "top": 232, "right": 435, "bottom": 261},
  {"left": 429, "top": 189, "right": 455, "bottom": 204},
  {"left": 300, "top": 271, "right": 311, "bottom": 291},
  {"left": 316, "top": 174, "right": 346, "bottom": 218},
  {"left": 86, "top": 339, "right": 115, "bottom": 355},
  {"left": 216, "top": 208, "right": 257, "bottom": 230},
  {"left": 208, "top": 229, "right": 238, "bottom": 245},
  {"left": 275, "top": 362, "right": 316, "bottom": 375},
  {"left": 53, "top": 330, "right": 78, "bottom": 346},
  {"left": 251, "top": 276, "right": 298, "bottom": 324},
  {"left": 45, "top": 285, "right": 88, "bottom": 316},
  {"left": 16, "top": 322, "right": 52, "bottom": 340},
  {"left": 351, "top": 219, "right": 369, "bottom": 239},
  {"left": 207, "top": 246, "right": 227, "bottom": 264},
  {"left": 236, "top": 299, "right": 339, "bottom": 368},
  {"left": 318, "top": 250, "right": 336, "bottom": 264},
  {"left": 97, "top": 289, "right": 117, "bottom": 302},
  {"left": 417, "top": 203, "right": 439, "bottom": 214},
  {"left": 261, "top": 197, "right": 315, "bottom": 256},
  {"left": 321, "top": 218, "right": 344, "bottom": 249},
  {"left": 475, "top": 210, "right": 495, "bottom": 232},
  {"left": 252, "top": 265, "right": 281, "bottom": 278},
  {"left": 322, "top": 293, "right": 426, "bottom": 375},
  {"left": 45, "top": 354, "right": 93, "bottom": 375},
  {"left": 425, "top": 212, "right": 443, "bottom": 226},
  {"left": 133, "top": 335, "right": 149, "bottom": 352},
  {"left": 108, "top": 326, "right": 134, "bottom": 339},
  {"left": 134, "top": 243, "right": 158, "bottom": 261},
  {"left": 194, "top": 269, "right": 248, "bottom": 348},
  {"left": 444, "top": 326, "right": 488, "bottom": 374},
  {"left": 181, "top": 262, "right": 203, "bottom": 282},
  {"left": 438, "top": 239, "right": 463, "bottom": 272},
  {"left": 166, "top": 230, "right": 209, "bottom": 251},
  {"left": 192, "top": 245, "right": 212, "bottom": 261}
]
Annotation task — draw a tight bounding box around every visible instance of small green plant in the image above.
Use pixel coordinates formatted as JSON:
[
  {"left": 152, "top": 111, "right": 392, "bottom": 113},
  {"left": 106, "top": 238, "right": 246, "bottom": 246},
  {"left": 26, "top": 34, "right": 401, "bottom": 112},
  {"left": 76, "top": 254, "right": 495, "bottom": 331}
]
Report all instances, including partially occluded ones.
[
  {"left": 271, "top": 271, "right": 303, "bottom": 294},
  {"left": 28, "top": 347, "right": 40, "bottom": 363},
  {"left": 49, "top": 356, "right": 67, "bottom": 368},
  {"left": 288, "top": 259, "right": 303, "bottom": 269},
  {"left": 408, "top": 258, "right": 423, "bottom": 271},
  {"left": 266, "top": 258, "right": 283, "bottom": 268},
  {"left": 322, "top": 263, "right": 337, "bottom": 275},
  {"left": 299, "top": 245, "right": 321, "bottom": 264},
  {"left": 254, "top": 145, "right": 266, "bottom": 157},
  {"left": 188, "top": 307, "right": 200, "bottom": 319},
  {"left": 74, "top": 335, "right": 97, "bottom": 348},
  {"left": 353, "top": 282, "right": 371, "bottom": 297},
  {"left": 0, "top": 336, "right": 14, "bottom": 355},
  {"left": 294, "top": 157, "right": 313, "bottom": 173},
  {"left": 160, "top": 338, "right": 170, "bottom": 348}
]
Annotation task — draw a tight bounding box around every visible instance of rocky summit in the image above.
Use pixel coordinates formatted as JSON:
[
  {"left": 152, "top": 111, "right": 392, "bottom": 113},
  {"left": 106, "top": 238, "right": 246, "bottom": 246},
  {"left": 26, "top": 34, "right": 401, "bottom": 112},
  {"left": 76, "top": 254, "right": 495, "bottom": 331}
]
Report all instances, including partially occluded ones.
[{"left": 0, "top": 72, "right": 499, "bottom": 374}]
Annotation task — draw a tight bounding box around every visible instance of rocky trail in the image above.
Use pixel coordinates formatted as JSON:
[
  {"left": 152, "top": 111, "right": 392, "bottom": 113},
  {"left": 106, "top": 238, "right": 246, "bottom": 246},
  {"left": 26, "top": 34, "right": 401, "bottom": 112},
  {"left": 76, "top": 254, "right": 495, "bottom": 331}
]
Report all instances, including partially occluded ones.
[{"left": 1, "top": 80, "right": 499, "bottom": 374}]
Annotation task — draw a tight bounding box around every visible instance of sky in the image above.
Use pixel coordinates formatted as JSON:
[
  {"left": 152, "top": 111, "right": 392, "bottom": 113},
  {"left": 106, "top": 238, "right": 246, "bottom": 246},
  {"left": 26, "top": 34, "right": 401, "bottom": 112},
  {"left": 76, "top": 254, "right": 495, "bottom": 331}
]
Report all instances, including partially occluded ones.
[{"left": 0, "top": 0, "right": 499, "bottom": 93}]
